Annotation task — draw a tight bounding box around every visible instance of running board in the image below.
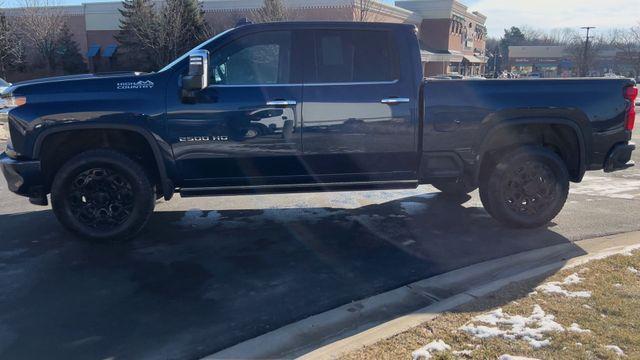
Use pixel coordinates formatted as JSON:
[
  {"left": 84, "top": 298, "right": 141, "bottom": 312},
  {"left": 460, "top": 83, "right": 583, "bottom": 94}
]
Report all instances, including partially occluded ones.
[{"left": 179, "top": 180, "right": 418, "bottom": 197}]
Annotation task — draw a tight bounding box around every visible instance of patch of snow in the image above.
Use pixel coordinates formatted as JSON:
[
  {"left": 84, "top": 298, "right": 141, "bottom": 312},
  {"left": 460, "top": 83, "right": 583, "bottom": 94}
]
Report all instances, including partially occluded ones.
[
  {"left": 175, "top": 209, "right": 221, "bottom": 229},
  {"left": 411, "top": 340, "right": 451, "bottom": 360},
  {"left": 576, "top": 342, "right": 583, "bottom": 346},
  {"left": 562, "top": 273, "right": 583, "bottom": 285},
  {"left": 628, "top": 267, "right": 639, "bottom": 275},
  {"left": 499, "top": 355, "right": 541, "bottom": 360},
  {"left": 452, "top": 349, "right": 473, "bottom": 356},
  {"left": 536, "top": 274, "right": 591, "bottom": 298},
  {"left": 568, "top": 323, "right": 591, "bottom": 334},
  {"left": 400, "top": 201, "right": 429, "bottom": 216},
  {"left": 614, "top": 283, "right": 623, "bottom": 288},
  {"left": 570, "top": 175, "right": 640, "bottom": 199},
  {"left": 604, "top": 345, "right": 626, "bottom": 356},
  {"left": 582, "top": 304, "right": 593, "bottom": 310},
  {"left": 536, "top": 283, "right": 591, "bottom": 298},
  {"left": 460, "top": 305, "right": 564, "bottom": 349}
]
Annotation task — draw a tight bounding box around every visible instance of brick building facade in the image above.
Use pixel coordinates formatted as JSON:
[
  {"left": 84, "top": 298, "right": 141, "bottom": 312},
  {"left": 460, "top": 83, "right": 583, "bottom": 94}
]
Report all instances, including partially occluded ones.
[{"left": 2, "top": 0, "right": 487, "bottom": 78}]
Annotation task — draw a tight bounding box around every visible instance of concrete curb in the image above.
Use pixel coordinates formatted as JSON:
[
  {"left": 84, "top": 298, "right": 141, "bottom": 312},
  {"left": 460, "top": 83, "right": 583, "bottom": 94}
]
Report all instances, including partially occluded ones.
[{"left": 205, "top": 231, "right": 640, "bottom": 360}]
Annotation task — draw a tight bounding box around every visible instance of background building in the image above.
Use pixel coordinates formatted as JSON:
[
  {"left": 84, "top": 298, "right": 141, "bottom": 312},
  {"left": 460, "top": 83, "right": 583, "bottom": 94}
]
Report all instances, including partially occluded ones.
[
  {"left": 2, "top": 0, "right": 488, "bottom": 79},
  {"left": 508, "top": 46, "right": 572, "bottom": 77},
  {"left": 398, "top": 0, "right": 487, "bottom": 76},
  {"left": 509, "top": 45, "right": 639, "bottom": 78}
]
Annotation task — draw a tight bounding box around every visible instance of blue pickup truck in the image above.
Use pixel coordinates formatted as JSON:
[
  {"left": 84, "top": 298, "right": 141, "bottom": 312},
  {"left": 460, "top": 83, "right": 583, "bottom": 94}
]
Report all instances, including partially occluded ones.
[{"left": 1, "top": 22, "right": 637, "bottom": 240}]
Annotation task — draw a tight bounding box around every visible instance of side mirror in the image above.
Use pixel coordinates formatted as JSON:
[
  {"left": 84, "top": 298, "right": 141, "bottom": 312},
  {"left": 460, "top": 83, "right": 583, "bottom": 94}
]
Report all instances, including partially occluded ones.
[{"left": 182, "top": 50, "right": 209, "bottom": 92}]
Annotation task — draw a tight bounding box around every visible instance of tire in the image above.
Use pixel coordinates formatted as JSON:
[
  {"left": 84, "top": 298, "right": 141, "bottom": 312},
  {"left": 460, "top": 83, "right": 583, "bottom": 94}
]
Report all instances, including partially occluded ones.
[
  {"left": 51, "top": 149, "right": 155, "bottom": 241},
  {"left": 432, "top": 179, "right": 477, "bottom": 197},
  {"left": 479, "top": 146, "right": 569, "bottom": 228}
]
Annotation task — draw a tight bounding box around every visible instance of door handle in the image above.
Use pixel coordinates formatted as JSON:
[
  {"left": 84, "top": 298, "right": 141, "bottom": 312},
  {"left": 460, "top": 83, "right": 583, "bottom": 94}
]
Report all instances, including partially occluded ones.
[
  {"left": 381, "top": 98, "right": 410, "bottom": 105},
  {"left": 266, "top": 100, "right": 297, "bottom": 107}
]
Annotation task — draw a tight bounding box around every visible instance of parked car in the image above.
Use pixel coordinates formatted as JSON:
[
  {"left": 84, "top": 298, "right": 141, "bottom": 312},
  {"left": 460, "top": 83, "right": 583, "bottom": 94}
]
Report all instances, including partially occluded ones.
[
  {"left": 1, "top": 22, "right": 637, "bottom": 240},
  {"left": 0, "top": 78, "right": 10, "bottom": 108},
  {"left": 0, "top": 78, "right": 9, "bottom": 93}
]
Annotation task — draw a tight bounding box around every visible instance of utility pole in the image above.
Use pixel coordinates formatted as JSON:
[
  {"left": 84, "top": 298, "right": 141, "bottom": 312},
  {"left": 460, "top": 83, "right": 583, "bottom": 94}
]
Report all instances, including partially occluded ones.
[{"left": 581, "top": 26, "right": 595, "bottom": 77}]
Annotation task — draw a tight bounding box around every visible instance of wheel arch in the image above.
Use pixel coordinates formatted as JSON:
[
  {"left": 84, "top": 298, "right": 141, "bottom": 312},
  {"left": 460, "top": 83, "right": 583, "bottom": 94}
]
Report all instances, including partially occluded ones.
[
  {"left": 476, "top": 117, "right": 589, "bottom": 183},
  {"left": 34, "top": 124, "right": 175, "bottom": 200}
]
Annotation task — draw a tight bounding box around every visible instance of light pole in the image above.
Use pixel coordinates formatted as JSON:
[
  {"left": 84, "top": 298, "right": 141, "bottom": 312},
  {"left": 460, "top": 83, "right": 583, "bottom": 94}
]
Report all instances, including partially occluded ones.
[{"left": 581, "top": 26, "right": 595, "bottom": 77}]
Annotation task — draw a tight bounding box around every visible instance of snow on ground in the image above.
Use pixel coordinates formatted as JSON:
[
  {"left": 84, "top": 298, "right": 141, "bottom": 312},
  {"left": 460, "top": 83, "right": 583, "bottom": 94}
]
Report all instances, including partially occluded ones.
[
  {"left": 400, "top": 201, "right": 429, "bottom": 216},
  {"left": 0, "top": 121, "right": 8, "bottom": 140},
  {"left": 499, "top": 355, "right": 541, "bottom": 360},
  {"left": 175, "top": 209, "right": 221, "bottom": 230},
  {"left": 628, "top": 266, "right": 639, "bottom": 275},
  {"left": 568, "top": 323, "right": 591, "bottom": 334},
  {"left": 452, "top": 350, "right": 473, "bottom": 356},
  {"left": 536, "top": 273, "right": 592, "bottom": 298},
  {"left": 460, "top": 305, "right": 564, "bottom": 349},
  {"left": 570, "top": 175, "right": 640, "bottom": 200},
  {"left": 411, "top": 340, "right": 451, "bottom": 360},
  {"left": 604, "top": 345, "right": 626, "bottom": 356}
]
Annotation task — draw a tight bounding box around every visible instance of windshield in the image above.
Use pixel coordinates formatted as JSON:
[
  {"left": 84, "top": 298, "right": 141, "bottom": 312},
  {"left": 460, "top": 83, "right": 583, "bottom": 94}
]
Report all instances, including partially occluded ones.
[
  {"left": 159, "top": 28, "right": 235, "bottom": 73},
  {"left": 0, "top": 78, "right": 9, "bottom": 87}
]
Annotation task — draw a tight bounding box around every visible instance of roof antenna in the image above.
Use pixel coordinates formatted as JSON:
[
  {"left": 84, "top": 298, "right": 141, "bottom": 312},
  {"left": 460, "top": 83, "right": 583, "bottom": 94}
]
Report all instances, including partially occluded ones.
[{"left": 236, "top": 18, "right": 253, "bottom": 27}]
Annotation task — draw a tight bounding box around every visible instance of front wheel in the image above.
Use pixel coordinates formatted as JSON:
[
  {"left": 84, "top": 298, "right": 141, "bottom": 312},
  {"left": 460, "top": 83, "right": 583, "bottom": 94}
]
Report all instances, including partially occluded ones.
[
  {"left": 51, "top": 149, "right": 155, "bottom": 241},
  {"left": 479, "top": 146, "right": 569, "bottom": 228}
]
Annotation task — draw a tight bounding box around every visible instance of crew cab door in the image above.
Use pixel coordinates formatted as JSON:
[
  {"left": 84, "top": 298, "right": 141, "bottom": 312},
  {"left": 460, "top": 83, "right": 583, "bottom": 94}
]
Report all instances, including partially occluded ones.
[
  {"left": 300, "top": 28, "right": 418, "bottom": 182},
  {"left": 166, "top": 30, "right": 304, "bottom": 187}
]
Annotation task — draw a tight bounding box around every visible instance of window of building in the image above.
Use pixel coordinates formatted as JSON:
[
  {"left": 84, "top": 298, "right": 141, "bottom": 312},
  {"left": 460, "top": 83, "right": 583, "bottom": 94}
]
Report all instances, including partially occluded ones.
[
  {"left": 209, "top": 31, "right": 292, "bottom": 85},
  {"left": 312, "top": 30, "right": 398, "bottom": 83}
]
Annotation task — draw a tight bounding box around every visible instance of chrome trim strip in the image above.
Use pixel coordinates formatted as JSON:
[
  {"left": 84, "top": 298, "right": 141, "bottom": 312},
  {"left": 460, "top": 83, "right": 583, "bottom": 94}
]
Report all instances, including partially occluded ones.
[
  {"left": 305, "top": 80, "right": 399, "bottom": 86},
  {"left": 181, "top": 180, "right": 417, "bottom": 193},
  {"left": 266, "top": 100, "right": 297, "bottom": 106},
  {"left": 207, "top": 80, "right": 399, "bottom": 88},
  {"left": 381, "top": 98, "right": 411, "bottom": 104}
]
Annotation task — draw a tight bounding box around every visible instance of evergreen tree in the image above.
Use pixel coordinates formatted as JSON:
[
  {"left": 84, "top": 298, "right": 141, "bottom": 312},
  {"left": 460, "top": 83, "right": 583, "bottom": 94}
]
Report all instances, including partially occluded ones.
[
  {"left": 115, "top": 0, "right": 157, "bottom": 71},
  {"left": 55, "top": 23, "right": 87, "bottom": 74},
  {"left": 115, "top": 0, "right": 208, "bottom": 70}
]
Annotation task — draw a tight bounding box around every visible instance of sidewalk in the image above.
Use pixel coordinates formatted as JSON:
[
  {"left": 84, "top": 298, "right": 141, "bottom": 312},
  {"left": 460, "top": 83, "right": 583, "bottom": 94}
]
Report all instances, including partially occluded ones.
[
  {"left": 341, "top": 248, "right": 640, "bottom": 360},
  {"left": 208, "top": 231, "right": 640, "bottom": 360}
]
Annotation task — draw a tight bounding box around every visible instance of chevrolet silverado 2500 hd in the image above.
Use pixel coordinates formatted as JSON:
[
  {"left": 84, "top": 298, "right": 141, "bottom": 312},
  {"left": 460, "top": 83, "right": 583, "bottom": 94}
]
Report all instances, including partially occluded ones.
[{"left": 1, "top": 22, "right": 637, "bottom": 240}]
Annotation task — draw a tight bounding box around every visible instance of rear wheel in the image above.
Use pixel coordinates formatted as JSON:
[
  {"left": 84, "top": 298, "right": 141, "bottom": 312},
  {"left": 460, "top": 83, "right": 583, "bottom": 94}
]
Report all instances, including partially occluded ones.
[
  {"left": 51, "top": 149, "right": 155, "bottom": 241},
  {"left": 479, "top": 146, "right": 569, "bottom": 228}
]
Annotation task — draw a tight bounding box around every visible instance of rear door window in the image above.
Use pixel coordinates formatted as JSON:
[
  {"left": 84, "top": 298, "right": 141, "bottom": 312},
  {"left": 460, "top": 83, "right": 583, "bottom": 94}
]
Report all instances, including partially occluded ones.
[{"left": 311, "top": 30, "right": 398, "bottom": 83}]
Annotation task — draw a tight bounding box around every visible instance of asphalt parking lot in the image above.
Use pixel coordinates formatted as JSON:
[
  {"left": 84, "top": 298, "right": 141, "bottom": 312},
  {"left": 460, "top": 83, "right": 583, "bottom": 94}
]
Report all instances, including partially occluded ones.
[{"left": 0, "top": 129, "right": 639, "bottom": 360}]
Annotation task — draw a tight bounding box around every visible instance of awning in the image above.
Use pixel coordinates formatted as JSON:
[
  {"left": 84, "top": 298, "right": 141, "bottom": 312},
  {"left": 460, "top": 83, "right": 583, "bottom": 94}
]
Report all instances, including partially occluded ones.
[
  {"left": 421, "top": 50, "right": 464, "bottom": 63},
  {"left": 86, "top": 44, "right": 101, "bottom": 58},
  {"left": 463, "top": 55, "right": 485, "bottom": 64},
  {"left": 103, "top": 44, "right": 118, "bottom": 58}
]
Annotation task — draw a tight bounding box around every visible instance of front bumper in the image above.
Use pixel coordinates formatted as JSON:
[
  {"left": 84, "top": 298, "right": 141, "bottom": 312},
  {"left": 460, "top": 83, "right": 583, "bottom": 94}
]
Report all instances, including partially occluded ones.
[
  {"left": 604, "top": 142, "right": 635, "bottom": 173},
  {"left": 0, "top": 152, "right": 45, "bottom": 201}
]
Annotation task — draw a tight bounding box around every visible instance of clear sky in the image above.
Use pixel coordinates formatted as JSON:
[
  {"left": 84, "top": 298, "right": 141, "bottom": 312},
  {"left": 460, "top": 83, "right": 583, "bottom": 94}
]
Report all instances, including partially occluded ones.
[{"left": 1, "top": 0, "right": 637, "bottom": 38}]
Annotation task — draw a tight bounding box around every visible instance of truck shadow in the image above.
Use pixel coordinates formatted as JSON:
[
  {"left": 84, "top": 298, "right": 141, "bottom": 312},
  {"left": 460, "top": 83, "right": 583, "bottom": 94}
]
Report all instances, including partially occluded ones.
[{"left": 0, "top": 192, "right": 584, "bottom": 359}]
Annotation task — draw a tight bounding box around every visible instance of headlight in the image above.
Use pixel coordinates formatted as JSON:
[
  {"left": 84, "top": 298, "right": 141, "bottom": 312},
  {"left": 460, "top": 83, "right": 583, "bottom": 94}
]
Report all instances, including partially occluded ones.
[{"left": 0, "top": 96, "right": 27, "bottom": 109}]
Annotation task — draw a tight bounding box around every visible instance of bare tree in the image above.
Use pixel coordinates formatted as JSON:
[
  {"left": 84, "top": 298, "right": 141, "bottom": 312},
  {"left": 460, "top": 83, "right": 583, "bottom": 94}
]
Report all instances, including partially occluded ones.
[
  {"left": 0, "top": 7, "right": 26, "bottom": 77},
  {"left": 566, "top": 34, "right": 607, "bottom": 77},
  {"left": 611, "top": 26, "right": 640, "bottom": 78},
  {"left": 14, "top": 0, "right": 66, "bottom": 72},
  {"left": 251, "top": 0, "right": 292, "bottom": 23},
  {"left": 355, "top": 0, "right": 381, "bottom": 22}
]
